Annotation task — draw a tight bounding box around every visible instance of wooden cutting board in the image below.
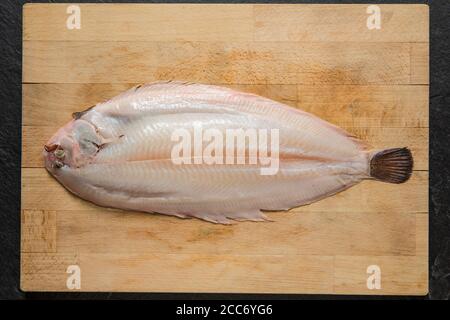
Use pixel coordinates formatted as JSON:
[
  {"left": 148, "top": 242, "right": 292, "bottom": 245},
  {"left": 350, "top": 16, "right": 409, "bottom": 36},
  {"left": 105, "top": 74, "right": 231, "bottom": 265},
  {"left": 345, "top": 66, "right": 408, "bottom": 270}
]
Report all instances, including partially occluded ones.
[{"left": 21, "top": 4, "right": 429, "bottom": 295}]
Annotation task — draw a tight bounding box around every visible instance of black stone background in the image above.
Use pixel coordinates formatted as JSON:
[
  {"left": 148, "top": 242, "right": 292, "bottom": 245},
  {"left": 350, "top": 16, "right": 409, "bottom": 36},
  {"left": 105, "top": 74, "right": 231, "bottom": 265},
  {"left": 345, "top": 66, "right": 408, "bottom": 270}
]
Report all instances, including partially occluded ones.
[{"left": 0, "top": 0, "right": 448, "bottom": 300}]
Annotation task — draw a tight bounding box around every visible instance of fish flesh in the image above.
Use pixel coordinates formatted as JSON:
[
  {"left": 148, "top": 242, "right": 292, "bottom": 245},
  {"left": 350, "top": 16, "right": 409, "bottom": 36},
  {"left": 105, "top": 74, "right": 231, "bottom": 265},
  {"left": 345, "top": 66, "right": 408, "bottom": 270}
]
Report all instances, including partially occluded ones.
[{"left": 43, "top": 81, "right": 413, "bottom": 224}]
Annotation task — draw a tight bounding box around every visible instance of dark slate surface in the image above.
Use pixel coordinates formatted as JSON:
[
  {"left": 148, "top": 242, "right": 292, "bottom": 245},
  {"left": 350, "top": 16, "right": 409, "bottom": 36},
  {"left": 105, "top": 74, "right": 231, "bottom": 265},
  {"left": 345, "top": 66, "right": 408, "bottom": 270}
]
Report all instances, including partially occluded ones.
[
  {"left": 0, "top": 0, "right": 23, "bottom": 301},
  {"left": 0, "top": 0, "right": 448, "bottom": 300},
  {"left": 429, "top": 0, "right": 450, "bottom": 300}
]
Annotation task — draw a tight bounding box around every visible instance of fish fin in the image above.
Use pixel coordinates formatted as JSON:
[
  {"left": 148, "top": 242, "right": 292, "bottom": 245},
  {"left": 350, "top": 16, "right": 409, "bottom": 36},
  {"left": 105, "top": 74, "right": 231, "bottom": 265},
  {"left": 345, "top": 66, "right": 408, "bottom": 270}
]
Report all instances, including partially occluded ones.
[
  {"left": 72, "top": 104, "right": 96, "bottom": 119},
  {"left": 95, "top": 81, "right": 241, "bottom": 118},
  {"left": 134, "top": 80, "right": 197, "bottom": 91},
  {"left": 167, "top": 212, "right": 186, "bottom": 219},
  {"left": 108, "top": 81, "right": 214, "bottom": 102},
  {"left": 369, "top": 147, "right": 413, "bottom": 184},
  {"left": 228, "top": 210, "right": 272, "bottom": 222},
  {"left": 186, "top": 209, "right": 271, "bottom": 224},
  {"left": 198, "top": 214, "right": 234, "bottom": 225}
]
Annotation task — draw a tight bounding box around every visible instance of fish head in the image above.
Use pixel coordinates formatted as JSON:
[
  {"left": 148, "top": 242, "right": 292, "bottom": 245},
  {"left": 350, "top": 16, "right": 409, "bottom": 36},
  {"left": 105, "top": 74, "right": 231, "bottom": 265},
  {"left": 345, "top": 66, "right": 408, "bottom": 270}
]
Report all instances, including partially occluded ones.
[{"left": 43, "top": 119, "right": 101, "bottom": 174}]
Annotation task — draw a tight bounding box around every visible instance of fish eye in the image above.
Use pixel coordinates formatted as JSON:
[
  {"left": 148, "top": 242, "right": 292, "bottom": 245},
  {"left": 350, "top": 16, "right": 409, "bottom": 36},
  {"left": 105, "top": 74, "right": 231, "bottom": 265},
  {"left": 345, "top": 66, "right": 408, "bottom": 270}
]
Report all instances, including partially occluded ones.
[
  {"left": 54, "top": 149, "right": 65, "bottom": 159},
  {"left": 54, "top": 160, "right": 64, "bottom": 168}
]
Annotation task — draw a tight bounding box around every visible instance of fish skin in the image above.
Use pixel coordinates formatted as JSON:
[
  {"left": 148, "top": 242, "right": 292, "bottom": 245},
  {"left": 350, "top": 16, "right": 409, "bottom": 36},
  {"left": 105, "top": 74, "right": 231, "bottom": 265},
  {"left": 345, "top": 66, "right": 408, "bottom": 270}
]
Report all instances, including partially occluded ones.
[{"left": 43, "top": 81, "right": 383, "bottom": 223}]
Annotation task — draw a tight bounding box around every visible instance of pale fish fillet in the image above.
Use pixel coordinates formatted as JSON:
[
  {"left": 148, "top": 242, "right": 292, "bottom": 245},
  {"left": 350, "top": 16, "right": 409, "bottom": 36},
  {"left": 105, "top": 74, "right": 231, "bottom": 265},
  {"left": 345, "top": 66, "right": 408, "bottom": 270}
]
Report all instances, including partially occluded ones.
[{"left": 43, "top": 81, "right": 413, "bottom": 224}]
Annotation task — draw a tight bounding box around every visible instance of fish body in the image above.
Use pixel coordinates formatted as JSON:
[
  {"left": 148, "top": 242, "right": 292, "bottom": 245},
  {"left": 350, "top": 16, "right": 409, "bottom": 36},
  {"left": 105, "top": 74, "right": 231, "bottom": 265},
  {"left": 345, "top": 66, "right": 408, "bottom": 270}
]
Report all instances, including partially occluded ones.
[{"left": 43, "top": 82, "right": 413, "bottom": 223}]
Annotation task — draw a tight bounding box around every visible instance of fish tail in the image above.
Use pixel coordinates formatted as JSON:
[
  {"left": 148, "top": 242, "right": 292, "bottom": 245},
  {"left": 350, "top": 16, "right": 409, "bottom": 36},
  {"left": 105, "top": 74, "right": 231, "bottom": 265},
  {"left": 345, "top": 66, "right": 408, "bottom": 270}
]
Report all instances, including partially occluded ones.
[{"left": 369, "top": 147, "right": 413, "bottom": 184}]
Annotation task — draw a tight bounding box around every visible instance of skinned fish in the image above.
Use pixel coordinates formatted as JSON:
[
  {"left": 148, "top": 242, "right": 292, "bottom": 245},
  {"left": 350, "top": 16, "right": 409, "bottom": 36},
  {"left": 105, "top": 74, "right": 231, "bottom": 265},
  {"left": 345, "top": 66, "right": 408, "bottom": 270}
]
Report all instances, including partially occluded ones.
[{"left": 43, "top": 81, "right": 413, "bottom": 224}]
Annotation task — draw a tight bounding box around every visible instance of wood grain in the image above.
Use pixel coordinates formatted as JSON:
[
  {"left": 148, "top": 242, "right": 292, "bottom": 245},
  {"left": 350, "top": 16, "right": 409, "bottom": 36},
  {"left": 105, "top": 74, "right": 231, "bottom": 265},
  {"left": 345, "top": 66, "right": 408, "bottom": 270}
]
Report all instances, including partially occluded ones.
[
  {"left": 411, "top": 43, "right": 429, "bottom": 85},
  {"left": 24, "top": 4, "right": 255, "bottom": 42},
  {"left": 298, "top": 85, "right": 428, "bottom": 128},
  {"left": 21, "top": 210, "right": 57, "bottom": 253},
  {"left": 24, "top": 41, "right": 423, "bottom": 85},
  {"left": 77, "top": 253, "right": 335, "bottom": 293},
  {"left": 416, "top": 214, "right": 428, "bottom": 257},
  {"left": 54, "top": 210, "right": 417, "bottom": 257},
  {"left": 253, "top": 4, "right": 428, "bottom": 43},
  {"left": 23, "top": 4, "right": 428, "bottom": 43},
  {"left": 21, "top": 4, "right": 429, "bottom": 294}
]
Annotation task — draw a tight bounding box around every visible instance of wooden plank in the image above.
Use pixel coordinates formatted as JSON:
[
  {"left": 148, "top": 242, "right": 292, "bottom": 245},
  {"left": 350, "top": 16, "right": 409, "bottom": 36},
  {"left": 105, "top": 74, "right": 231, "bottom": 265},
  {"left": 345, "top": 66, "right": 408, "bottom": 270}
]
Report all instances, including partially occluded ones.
[
  {"left": 22, "top": 125, "right": 428, "bottom": 171},
  {"left": 411, "top": 43, "right": 429, "bottom": 84},
  {"left": 416, "top": 214, "right": 428, "bottom": 257},
  {"left": 80, "top": 253, "right": 334, "bottom": 293},
  {"left": 22, "top": 252, "right": 334, "bottom": 293},
  {"left": 23, "top": 4, "right": 428, "bottom": 43},
  {"left": 23, "top": 253, "right": 429, "bottom": 293},
  {"left": 254, "top": 4, "right": 428, "bottom": 43},
  {"left": 23, "top": 41, "right": 417, "bottom": 84},
  {"left": 298, "top": 85, "right": 428, "bottom": 128},
  {"left": 21, "top": 210, "right": 57, "bottom": 253},
  {"left": 334, "top": 255, "right": 428, "bottom": 295},
  {"left": 23, "top": 83, "right": 428, "bottom": 128},
  {"left": 24, "top": 4, "right": 254, "bottom": 42},
  {"left": 21, "top": 168, "right": 428, "bottom": 214},
  {"left": 54, "top": 210, "right": 415, "bottom": 256}
]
